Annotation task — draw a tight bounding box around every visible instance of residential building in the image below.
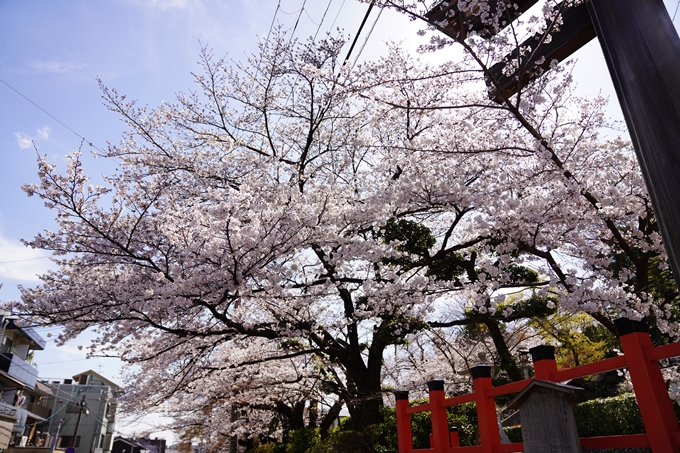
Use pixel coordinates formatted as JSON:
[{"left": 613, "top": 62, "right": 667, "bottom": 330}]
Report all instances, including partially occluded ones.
[
  {"left": 0, "top": 314, "right": 48, "bottom": 449},
  {"left": 40, "top": 371, "right": 119, "bottom": 453},
  {"left": 112, "top": 436, "right": 166, "bottom": 453}
]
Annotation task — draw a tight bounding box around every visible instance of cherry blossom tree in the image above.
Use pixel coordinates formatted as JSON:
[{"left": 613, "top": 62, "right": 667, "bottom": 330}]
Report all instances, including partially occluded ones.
[
  {"left": 11, "top": 4, "right": 677, "bottom": 443},
  {"left": 370, "top": 0, "right": 678, "bottom": 332}
]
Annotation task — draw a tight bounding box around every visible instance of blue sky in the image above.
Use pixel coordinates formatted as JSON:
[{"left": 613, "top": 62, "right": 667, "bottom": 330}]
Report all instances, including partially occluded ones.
[{"left": 1, "top": 0, "right": 679, "bottom": 439}]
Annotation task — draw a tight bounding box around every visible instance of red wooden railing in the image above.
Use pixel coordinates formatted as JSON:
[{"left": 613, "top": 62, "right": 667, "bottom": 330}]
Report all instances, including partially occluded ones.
[{"left": 394, "top": 318, "right": 680, "bottom": 453}]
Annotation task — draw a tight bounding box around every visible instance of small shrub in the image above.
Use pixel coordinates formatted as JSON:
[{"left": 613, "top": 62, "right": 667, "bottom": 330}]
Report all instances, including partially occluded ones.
[
  {"left": 285, "top": 428, "right": 320, "bottom": 453},
  {"left": 503, "top": 425, "right": 522, "bottom": 443},
  {"left": 308, "top": 430, "right": 372, "bottom": 453},
  {"left": 575, "top": 394, "right": 645, "bottom": 437}
]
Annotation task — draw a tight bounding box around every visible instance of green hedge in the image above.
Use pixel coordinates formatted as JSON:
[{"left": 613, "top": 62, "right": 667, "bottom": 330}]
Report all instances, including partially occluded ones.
[
  {"left": 574, "top": 393, "right": 680, "bottom": 437},
  {"left": 502, "top": 393, "right": 680, "bottom": 442}
]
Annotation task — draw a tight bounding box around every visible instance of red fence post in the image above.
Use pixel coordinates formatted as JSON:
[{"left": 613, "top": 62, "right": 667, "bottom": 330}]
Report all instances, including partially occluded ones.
[
  {"left": 615, "top": 318, "right": 680, "bottom": 453},
  {"left": 449, "top": 427, "right": 460, "bottom": 447},
  {"left": 471, "top": 365, "right": 501, "bottom": 453},
  {"left": 530, "top": 345, "right": 558, "bottom": 381},
  {"left": 428, "top": 380, "right": 451, "bottom": 452},
  {"left": 394, "top": 391, "right": 413, "bottom": 453}
]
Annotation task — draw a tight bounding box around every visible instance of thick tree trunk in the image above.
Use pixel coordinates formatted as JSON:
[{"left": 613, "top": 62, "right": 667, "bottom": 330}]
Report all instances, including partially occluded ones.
[
  {"left": 307, "top": 400, "right": 319, "bottom": 428},
  {"left": 347, "top": 393, "right": 384, "bottom": 431},
  {"left": 342, "top": 352, "right": 386, "bottom": 430},
  {"left": 484, "top": 319, "right": 524, "bottom": 381},
  {"left": 320, "top": 400, "right": 344, "bottom": 439}
]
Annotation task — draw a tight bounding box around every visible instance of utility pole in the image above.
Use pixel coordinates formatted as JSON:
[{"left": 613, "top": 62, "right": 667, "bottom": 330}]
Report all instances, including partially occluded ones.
[
  {"left": 49, "top": 419, "right": 64, "bottom": 453},
  {"left": 72, "top": 395, "right": 88, "bottom": 452}
]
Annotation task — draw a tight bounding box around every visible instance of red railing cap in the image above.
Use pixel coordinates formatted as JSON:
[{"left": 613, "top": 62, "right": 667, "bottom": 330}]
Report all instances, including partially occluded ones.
[
  {"left": 530, "top": 345, "right": 555, "bottom": 362},
  {"left": 394, "top": 391, "right": 409, "bottom": 401},
  {"left": 427, "top": 379, "right": 445, "bottom": 391},
  {"left": 614, "top": 317, "right": 649, "bottom": 336},
  {"left": 470, "top": 365, "right": 492, "bottom": 379}
]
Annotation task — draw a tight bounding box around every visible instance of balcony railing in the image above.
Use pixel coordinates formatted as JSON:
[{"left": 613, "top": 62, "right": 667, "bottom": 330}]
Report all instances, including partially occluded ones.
[
  {"left": 0, "top": 401, "right": 17, "bottom": 419},
  {"left": 0, "top": 345, "right": 22, "bottom": 359},
  {"left": 0, "top": 352, "right": 38, "bottom": 389},
  {"left": 25, "top": 402, "right": 51, "bottom": 419}
]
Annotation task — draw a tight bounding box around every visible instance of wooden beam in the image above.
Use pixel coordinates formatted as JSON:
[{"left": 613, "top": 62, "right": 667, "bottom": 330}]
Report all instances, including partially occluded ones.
[
  {"left": 486, "top": 1, "right": 595, "bottom": 102},
  {"left": 588, "top": 0, "right": 680, "bottom": 290},
  {"left": 425, "top": 0, "right": 538, "bottom": 40}
]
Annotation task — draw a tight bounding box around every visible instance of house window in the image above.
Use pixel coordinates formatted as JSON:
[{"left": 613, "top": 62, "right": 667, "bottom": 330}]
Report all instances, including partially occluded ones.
[{"left": 59, "top": 436, "right": 81, "bottom": 448}]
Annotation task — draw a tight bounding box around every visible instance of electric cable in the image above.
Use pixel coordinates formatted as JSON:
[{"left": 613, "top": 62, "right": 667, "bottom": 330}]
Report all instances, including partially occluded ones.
[
  {"left": 351, "top": 4, "right": 384, "bottom": 68},
  {"left": 0, "top": 256, "right": 51, "bottom": 264},
  {"left": 281, "top": 0, "right": 336, "bottom": 109},
  {"left": 288, "top": 0, "right": 309, "bottom": 43},
  {"left": 312, "top": 0, "right": 335, "bottom": 42},
  {"left": 342, "top": 1, "right": 376, "bottom": 64},
  {"left": 265, "top": 0, "right": 282, "bottom": 43},
  {"left": 0, "top": 78, "right": 101, "bottom": 152},
  {"left": 328, "top": 0, "right": 346, "bottom": 30}
]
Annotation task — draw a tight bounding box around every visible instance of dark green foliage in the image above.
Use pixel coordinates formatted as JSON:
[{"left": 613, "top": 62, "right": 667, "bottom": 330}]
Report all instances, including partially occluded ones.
[
  {"left": 248, "top": 444, "right": 278, "bottom": 453},
  {"left": 574, "top": 393, "right": 680, "bottom": 437},
  {"left": 582, "top": 324, "right": 620, "bottom": 357},
  {"left": 378, "top": 219, "right": 474, "bottom": 283},
  {"left": 370, "top": 409, "right": 399, "bottom": 453},
  {"left": 446, "top": 402, "right": 479, "bottom": 446},
  {"left": 381, "top": 220, "right": 436, "bottom": 256},
  {"left": 307, "top": 431, "right": 373, "bottom": 453},
  {"left": 646, "top": 255, "right": 679, "bottom": 308},
  {"left": 424, "top": 251, "right": 469, "bottom": 282},
  {"left": 250, "top": 395, "right": 680, "bottom": 453},
  {"left": 279, "top": 339, "right": 306, "bottom": 351},
  {"left": 379, "top": 219, "right": 438, "bottom": 272},
  {"left": 501, "top": 295, "right": 557, "bottom": 319},
  {"left": 337, "top": 416, "right": 353, "bottom": 432},
  {"left": 505, "top": 263, "right": 539, "bottom": 285},
  {"left": 284, "top": 428, "right": 320, "bottom": 453},
  {"left": 575, "top": 394, "right": 644, "bottom": 437},
  {"left": 406, "top": 409, "right": 433, "bottom": 449},
  {"left": 378, "top": 219, "right": 540, "bottom": 290},
  {"left": 503, "top": 425, "right": 522, "bottom": 443},
  {"left": 369, "top": 401, "right": 478, "bottom": 451}
]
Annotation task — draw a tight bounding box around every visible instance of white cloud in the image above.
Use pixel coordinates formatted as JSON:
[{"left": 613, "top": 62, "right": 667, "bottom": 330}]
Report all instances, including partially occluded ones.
[
  {"left": 126, "top": 0, "right": 193, "bottom": 9},
  {"left": 0, "top": 233, "right": 54, "bottom": 282},
  {"left": 31, "top": 61, "right": 81, "bottom": 74},
  {"left": 14, "top": 132, "right": 33, "bottom": 149},
  {"left": 36, "top": 127, "right": 50, "bottom": 140}
]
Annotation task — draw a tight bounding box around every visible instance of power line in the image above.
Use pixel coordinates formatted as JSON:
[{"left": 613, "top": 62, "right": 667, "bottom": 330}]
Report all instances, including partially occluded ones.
[
  {"left": 0, "top": 256, "right": 51, "bottom": 264},
  {"left": 329, "top": 0, "right": 346, "bottom": 30},
  {"left": 282, "top": 0, "right": 335, "bottom": 109},
  {"left": 0, "top": 78, "right": 101, "bottom": 152},
  {"left": 265, "top": 0, "right": 282, "bottom": 43},
  {"left": 343, "top": 1, "right": 376, "bottom": 64},
  {"left": 312, "top": 0, "right": 335, "bottom": 42},
  {"left": 289, "top": 0, "right": 309, "bottom": 43},
  {"left": 351, "top": 4, "right": 384, "bottom": 68}
]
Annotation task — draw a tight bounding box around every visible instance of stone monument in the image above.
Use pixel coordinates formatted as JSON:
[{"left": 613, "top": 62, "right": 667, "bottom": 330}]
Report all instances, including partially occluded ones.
[{"left": 507, "top": 380, "right": 583, "bottom": 453}]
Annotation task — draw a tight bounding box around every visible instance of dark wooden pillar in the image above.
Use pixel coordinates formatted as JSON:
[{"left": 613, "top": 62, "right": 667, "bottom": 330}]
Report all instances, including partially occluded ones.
[{"left": 588, "top": 0, "right": 680, "bottom": 284}]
